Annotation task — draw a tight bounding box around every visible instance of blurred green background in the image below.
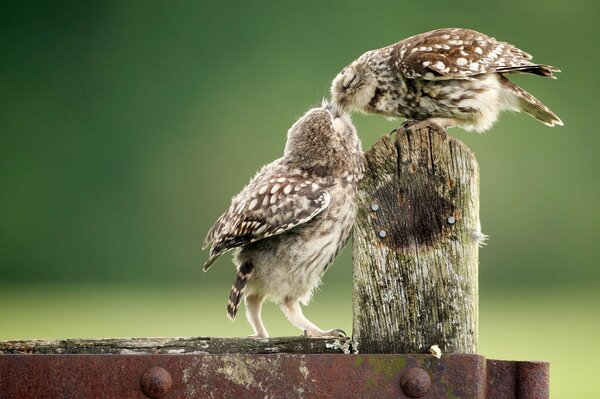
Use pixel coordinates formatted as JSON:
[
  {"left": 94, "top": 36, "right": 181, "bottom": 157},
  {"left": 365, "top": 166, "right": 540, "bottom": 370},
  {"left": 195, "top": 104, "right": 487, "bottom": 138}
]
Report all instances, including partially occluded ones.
[{"left": 1, "top": 1, "right": 598, "bottom": 397}]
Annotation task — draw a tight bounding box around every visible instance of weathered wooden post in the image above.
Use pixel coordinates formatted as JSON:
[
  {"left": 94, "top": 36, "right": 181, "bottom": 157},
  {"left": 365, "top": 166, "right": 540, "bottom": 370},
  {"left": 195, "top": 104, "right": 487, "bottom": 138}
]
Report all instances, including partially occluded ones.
[{"left": 353, "top": 125, "right": 481, "bottom": 354}]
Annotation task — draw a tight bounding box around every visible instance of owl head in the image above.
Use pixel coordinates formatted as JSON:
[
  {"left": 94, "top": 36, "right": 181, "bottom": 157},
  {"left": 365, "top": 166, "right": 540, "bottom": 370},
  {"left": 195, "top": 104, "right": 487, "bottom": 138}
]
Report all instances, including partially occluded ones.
[
  {"left": 330, "top": 53, "right": 378, "bottom": 113},
  {"left": 284, "top": 100, "right": 361, "bottom": 170}
]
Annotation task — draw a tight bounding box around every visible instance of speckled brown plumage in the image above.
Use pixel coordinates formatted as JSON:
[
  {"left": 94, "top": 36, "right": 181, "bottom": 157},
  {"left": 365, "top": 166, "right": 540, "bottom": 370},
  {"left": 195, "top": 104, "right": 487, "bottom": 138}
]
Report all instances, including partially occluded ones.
[
  {"left": 203, "top": 101, "right": 363, "bottom": 338},
  {"left": 331, "top": 28, "right": 562, "bottom": 132}
]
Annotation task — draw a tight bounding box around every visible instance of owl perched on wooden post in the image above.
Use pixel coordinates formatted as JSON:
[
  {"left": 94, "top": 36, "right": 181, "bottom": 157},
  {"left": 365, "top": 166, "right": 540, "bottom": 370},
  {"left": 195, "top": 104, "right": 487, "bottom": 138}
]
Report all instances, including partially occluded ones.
[
  {"left": 203, "top": 101, "right": 363, "bottom": 338},
  {"left": 331, "top": 28, "right": 562, "bottom": 132}
]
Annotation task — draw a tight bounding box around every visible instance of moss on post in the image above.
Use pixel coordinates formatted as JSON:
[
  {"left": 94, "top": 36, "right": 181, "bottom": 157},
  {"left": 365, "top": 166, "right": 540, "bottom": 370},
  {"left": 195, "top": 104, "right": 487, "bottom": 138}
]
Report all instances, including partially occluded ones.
[{"left": 352, "top": 125, "right": 481, "bottom": 354}]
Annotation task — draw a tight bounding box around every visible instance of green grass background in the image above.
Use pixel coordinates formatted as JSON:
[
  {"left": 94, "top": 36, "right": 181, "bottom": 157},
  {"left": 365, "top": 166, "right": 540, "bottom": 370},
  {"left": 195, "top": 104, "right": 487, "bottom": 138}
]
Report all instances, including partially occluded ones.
[{"left": 1, "top": 1, "right": 599, "bottom": 398}]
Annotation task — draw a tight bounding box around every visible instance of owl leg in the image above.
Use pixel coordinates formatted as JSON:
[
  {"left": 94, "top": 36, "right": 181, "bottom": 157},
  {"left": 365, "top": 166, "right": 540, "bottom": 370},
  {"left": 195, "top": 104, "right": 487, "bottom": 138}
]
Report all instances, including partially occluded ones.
[
  {"left": 279, "top": 299, "right": 346, "bottom": 338},
  {"left": 245, "top": 293, "right": 269, "bottom": 338}
]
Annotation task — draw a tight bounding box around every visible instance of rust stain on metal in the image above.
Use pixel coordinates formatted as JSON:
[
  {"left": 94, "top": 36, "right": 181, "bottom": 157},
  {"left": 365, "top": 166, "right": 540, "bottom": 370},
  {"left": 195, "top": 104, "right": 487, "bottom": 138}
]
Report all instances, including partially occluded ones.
[
  {"left": 517, "top": 361, "right": 550, "bottom": 399},
  {"left": 0, "top": 353, "right": 549, "bottom": 399},
  {"left": 486, "top": 359, "right": 550, "bottom": 399}
]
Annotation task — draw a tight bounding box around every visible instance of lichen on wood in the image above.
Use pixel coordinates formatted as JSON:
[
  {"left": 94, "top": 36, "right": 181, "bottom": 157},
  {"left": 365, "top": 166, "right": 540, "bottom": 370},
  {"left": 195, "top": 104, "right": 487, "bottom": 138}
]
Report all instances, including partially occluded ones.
[
  {"left": 352, "top": 125, "right": 481, "bottom": 354},
  {"left": 0, "top": 336, "right": 357, "bottom": 355}
]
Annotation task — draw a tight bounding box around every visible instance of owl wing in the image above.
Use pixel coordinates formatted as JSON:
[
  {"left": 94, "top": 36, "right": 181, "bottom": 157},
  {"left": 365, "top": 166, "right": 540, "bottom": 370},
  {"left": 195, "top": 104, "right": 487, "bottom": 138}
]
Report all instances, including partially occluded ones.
[
  {"left": 202, "top": 166, "right": 331, "bottom": 271},
  {"left": 395, "top": 28, "right": 558, "bottom": 80}
]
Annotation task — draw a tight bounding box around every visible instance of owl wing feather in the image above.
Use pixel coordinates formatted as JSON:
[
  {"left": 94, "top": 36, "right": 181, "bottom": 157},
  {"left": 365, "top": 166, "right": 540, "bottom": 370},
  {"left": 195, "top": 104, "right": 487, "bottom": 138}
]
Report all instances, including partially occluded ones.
[
  {"left": 394, "top": 28, "right": 558, "bottom": 81},
  {"left": 203, "top": 163, "right": 331, "bottom": 271}
]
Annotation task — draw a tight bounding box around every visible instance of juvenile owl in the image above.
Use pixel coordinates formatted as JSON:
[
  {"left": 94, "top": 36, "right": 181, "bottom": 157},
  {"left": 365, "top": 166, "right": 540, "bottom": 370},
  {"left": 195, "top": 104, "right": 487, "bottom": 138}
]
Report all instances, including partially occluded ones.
[
  {"left": 331, "top": 28, "right": 562, "bottom": 132},
  {"left": 203, "top": 101, "right": 363, "bottom": 338}
]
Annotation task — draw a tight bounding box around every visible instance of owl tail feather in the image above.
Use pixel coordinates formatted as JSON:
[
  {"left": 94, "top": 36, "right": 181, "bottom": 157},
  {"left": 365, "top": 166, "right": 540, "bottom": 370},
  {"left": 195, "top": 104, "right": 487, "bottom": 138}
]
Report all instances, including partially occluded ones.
[
  {"left": 227, "top": 261, "right": 254, "bottom": 320},
  {"left": 203, "top": 253, "right": 220, "bottom": 272},
  {"left": 499, "top": 64, "right": 560, "bottom": 79},
  {"left": 516, "top": 87, "right": 563, "bottom": 127},
  {"left": 502, "top": 77, "right": 563, "bottom": 127}
]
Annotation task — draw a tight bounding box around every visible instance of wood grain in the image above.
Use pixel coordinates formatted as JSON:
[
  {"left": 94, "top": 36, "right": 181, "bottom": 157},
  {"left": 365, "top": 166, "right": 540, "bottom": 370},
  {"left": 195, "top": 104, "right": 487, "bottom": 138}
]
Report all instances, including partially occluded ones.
[{"left": 352, "top": 125, "right": 481, "bottom": 354}]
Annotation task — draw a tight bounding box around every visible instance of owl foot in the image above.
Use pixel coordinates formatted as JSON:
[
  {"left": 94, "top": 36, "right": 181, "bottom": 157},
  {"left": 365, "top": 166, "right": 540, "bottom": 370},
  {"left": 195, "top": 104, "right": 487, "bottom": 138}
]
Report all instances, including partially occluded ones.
[
  {"left": 303, "top": 328, "right": 347, "bottom": 338},
  {"left": 248, "top": 333, "right": 269, "bottom": 339},
  {"left": 400, "top": 120, "right": 448, "bottom": 139}
]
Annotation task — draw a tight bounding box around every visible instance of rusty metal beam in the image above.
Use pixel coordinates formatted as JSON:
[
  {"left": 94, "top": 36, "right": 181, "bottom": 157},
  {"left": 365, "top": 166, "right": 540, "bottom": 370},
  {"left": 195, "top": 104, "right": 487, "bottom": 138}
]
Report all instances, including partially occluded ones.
[{"left": 0, "top": 353, "right": 549, "bottom": 399}]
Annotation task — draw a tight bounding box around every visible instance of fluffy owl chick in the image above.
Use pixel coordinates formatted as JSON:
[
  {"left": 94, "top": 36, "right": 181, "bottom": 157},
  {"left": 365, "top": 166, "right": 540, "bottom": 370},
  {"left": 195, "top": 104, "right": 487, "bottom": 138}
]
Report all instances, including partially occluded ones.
[
  {"left": 203, "top": 101, "right": 363, "bottom": 338},
  {"left": 331, "top": 28, "right": 562, "bottom": 132}
]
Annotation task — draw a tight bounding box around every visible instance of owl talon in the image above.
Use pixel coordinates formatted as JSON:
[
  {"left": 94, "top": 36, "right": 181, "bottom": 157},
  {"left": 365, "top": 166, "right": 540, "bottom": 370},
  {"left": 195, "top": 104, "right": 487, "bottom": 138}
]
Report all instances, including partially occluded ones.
[
  {"left": 331, "top": 329, "right": 347, "bottom": 338},
  {"left": 303, "top": 328, "right": 347, "bottom": 338},
  {"left": 399, "top": 120, "right": 428, "bottom": 136},
  {"left": 401, "top": 120, "right": 448, "bottom": 139},
  {"left": 399, "top": 120, "right": 415, "bottom": 131}
]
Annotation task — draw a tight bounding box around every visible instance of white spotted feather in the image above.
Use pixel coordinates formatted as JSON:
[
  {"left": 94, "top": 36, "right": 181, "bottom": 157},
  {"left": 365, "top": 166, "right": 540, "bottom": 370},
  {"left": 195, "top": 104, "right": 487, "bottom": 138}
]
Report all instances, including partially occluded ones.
[{"left": 203, "top": 164, "right": 331, "bottom": 270}]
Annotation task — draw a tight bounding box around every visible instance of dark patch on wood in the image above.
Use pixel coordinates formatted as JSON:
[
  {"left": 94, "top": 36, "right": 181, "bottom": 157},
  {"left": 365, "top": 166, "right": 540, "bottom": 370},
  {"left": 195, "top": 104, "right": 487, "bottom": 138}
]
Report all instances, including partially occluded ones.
[
  {"left": 372, "top": 174, "right": 455, "bottom": 250},
  {"left": 367, "top": 124, "right": 457, "bottom": 250}
]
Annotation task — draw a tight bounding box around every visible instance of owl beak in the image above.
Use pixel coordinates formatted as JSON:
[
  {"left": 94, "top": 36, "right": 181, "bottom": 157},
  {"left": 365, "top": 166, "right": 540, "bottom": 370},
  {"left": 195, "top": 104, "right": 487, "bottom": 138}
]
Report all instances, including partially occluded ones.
[
  {"left": 333, "top": 92, "right": 349, "bottom": 109},
  {"left": 331, "top": 74, "right": 351, "bottom": 109}
]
